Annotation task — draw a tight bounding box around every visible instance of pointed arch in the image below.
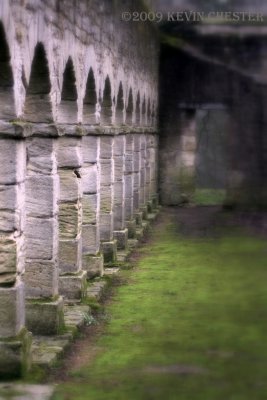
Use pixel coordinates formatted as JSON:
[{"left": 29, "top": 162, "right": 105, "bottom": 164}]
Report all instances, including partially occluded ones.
[
  {"left": 135, "top": 91, "right": 141, "bottom": 126},
  {"left": 126, "top": 87, "right": 133, "bottom": 126},
  {"left": 83, "top": 67, "right": 97, "bottom": 124},
  {"left": 0, "top": 22, "right": 16, "bottom": 120},
  {"left": 58, "top": 57, "right": 78, "bottom": 124},
  {"left": 101, "top": 76, "right": 112, "bottom": 125},
  {"left": 116, "top": 82, "right": 124, "bottom": 125},
  {"left": 24, "top": 42, "right": 52, "bottom": 123}
]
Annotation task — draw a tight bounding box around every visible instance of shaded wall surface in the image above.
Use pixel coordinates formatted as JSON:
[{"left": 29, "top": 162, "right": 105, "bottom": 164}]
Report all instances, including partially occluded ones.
[{"left": 159, "top": 40, "right": 267, "bottom": 208}]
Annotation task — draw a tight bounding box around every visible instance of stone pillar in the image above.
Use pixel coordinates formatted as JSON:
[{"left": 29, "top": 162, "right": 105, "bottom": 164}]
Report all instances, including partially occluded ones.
[
  {"left": 146, "top": 134, "right": 159, "bottom": 211},
  {"left": 57, "top": 137, "right": 87, "bottom": 300},
  {"left": 24, "top": 138, "right": 64, "bottom": 335},
  {"left": 140, "top": 134, "right": 148, "bottom": 219},
  {"left": 145, "top": 134, "right": 152, "bottom": 211},
  {"left": 125, "top": 134, "right": 136, "bottom": 238},
  {"left": 113, "top": 135, "right": 128, "bottom": 250},
  {"left": 99, "top": 136, "right": 117, "bottom": 263},
  {"left": 81, "top": 136, "right": 103, "bottom": 279},
  {"left": 133, "top": 134, "right": 142, "bottom": 226},
  {"left": 0, "top": 138, "right": 31, "bottom": 378}
]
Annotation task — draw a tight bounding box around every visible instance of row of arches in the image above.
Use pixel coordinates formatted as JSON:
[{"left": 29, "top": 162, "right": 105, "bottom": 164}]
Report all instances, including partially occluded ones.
[{"left": 0, "top": 23, "right": 156, "bottom": 126}]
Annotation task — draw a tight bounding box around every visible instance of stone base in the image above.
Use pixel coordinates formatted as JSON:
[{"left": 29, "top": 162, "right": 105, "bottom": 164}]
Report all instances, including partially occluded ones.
[
  {"left": 101, "top": 240, "right": 117, "bottom": 264},
  {"left": 82, "top": 253, "right": 104, "bottom": 279},
  {"left": 126, "top": 219, "right": 136, "bottom": 239},
  {"left": 140, "top": 205, "right": 148, "bottom": 220},
  {"left": 135, "top": 211, "right": 143, "bottom": 226},
  {"left": 113, "top": 229, "right": 128, "bottom": 250},
  {"left": 26, "top": 297, "right": 64, "bottom": 336},
  {"left": 152, "top": 193, "right": 159, "bottom": 208},
  {"left": 59, "top": 271, "right": 87, "bottom": 300},
  {"left": 147, "top": 200, "right": 153, "bottom": 213},
  {"left": 0, "top": 328, "right": 32, "bottom": 379}
]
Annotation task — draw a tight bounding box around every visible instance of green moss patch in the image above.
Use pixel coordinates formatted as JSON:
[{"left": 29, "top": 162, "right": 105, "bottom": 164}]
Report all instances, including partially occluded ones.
[{"left": 53, "top": 209, "right": 267, "bottom": 400}]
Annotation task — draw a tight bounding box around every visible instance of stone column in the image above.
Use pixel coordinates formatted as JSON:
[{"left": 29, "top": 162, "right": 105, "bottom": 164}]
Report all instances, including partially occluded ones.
[
  {"left": 0, "top": 138, "right": 31, "bottom": 378},
  {"left": 125, "top": 134, "right": 136, "bottom": 238},
  {"left": 57, "top": 137, "right": 87, "bottom": 300},
  {"left": 151, "top": 134, "right": 159, "bottom": 208},
  {"left": 99, "top": 136, "right": 117, "bottom": 263},
  {"left": 113, "top": 135, "right": 128, "bottom": 250},
  {"left": 81, "top": 136, "right": 103, "bottom": 279},
  {"left": 24, "top": 138, "right": 64, "bottom": 335},
  {"left": 133, "top": 134, "right": 143, "bottom": 226},
  {"left": 140, "top": 134, "right": 148, "bottom": 219}
]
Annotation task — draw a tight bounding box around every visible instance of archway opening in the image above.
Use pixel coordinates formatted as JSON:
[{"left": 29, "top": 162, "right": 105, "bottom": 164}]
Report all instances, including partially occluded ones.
[
  {"left": 24, "top": 42, "right": 52, "bottom": 123},
  {"left": 83, "top": 67, "right": 97, "bottom": 125},
  {"left": 0, "top": 22, "right": 16, "bottom": 120},
  {"left": 101, "top": 76, "right": 112, "bottom": 125},
  {"left": 116, "top": 82, "right": 124, "bottom": 125},
  {"left": 58, "top": 57, "right": 78, "bottom": 124},
  {"left": 126, "top": 88, "right": 133, "bottom": 126}
]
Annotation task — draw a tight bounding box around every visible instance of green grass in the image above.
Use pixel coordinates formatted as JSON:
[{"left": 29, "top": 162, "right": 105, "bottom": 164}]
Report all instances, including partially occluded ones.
[
  {"left": 53, "top": 214, "right": 267, "bottom": 400},
  {"left": 193, "top": 188, "right": 226, "bottom": 205}
]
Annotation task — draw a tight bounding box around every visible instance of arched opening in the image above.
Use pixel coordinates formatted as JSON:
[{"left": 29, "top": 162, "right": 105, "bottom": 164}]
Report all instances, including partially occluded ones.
[
  {"left": 83, "top": 67, "right": 97, "bottom": 125},
  {"left": 0, "top": 22, "right": 16, "bottom": 120},
  {"left": 135, "top": 91, "right": 141, "bottom": 126},
  {"left": 58, "top": 57, "right": 78, "bottom": 124},
  {"left": 116, "top": 82, "right": 124, "bottom": 125},
  {"left": 151, "top": 102, "right": 156, "bottom": 126},
  {"left": 126, "top": 87, "right": 133, "bottom": 126},
  {"left": 24, "top": 42, "right": 52, "bottom": 123},
  {"left": 141, "top": 96, "right": 146, "bottom": 126},
  {"left": 101, "top": 76, "right": 112, "bottom": 125}
]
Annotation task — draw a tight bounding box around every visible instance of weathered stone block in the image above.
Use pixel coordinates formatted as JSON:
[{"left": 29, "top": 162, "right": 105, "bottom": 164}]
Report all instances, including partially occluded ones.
[
  {"left": 59, "top": 202, "right": 82, "bottom": 239},
  {"left": 0, "top": 139, "right": 25, "bottom": 185},
  {"left": 100, "top": 159, "right": 113, "bottom": 185},
  {"left": 124, "top": 174, "right": 133, "bottom": 198},
  {"left": 0, "top": 184, "right": 22, "bottom": 211},
  {"left": 125, "top": 198, "right": 134, "bottom": 220},
  {"left": 126, "top": 219, "right": 137, "bottom": 239},
  {"left": 26, "top": 138, "right": 56, "bottom": 175},
  {"left": 0, "top": 209, "right": 22, "bottom": 232},
  {"left": 125, "top": 154, "right": 133, "bottom": 174},
  {"left": 114, "top": 229, "right": 128, "bottom": 250},
  {"left": 59, "top": 170, "right": 82, "bottom": 202},
  {"left": 82, "top": 224, "right": 100, "bottom": 255},
  {"left": 0, "top": 329, "right": 32, "bottom": 378},
  {"left": 25, "top": 217, "right": 57, "bottom": 260},
  {"left": 82, "top": 194, "right": 98, "bottom": 224},
  {"left": 24, "top": 260, "right": 58, "bottom": 299},
  {"left": 100, "top": 185, "right": 113, "bottom": 212},
  {"left": 82, "top": 136, "right": 99, "bottom": 163},
  {"left": 82, "top": 254, "right": 104, "bottom": 279},
  {"left": 101, "top": 240, "right": 117, "bottom": 264},
  {"left": 99, "top": 213, "right": 113, "bottom": 241},
  {"left": 26, "top": 175, "right": 59, "bottom": 217},
  {"left": 59, "top": 270, "right": 87, "bottom": 300},
  {"left": 81, "top": 164, "right": 98, "bottom": 194},
  {"left": 99, "top": 137, "right": 113, "bottom": 159},
  {"left": 113, "top": 135, "right": 125, "bottom": 156},
  {"left": 26, "top": 297, "right": 64, "bottom": 335},
  {"left": 0, "top": 235, "right": 17, "bottom": 275},
  {"left": 59, "top": 238, "right": 82, "bottom": 274},
  {"left": 0, "top": 280, "right": 25, "bottom": 338},
  {"left": 57, "top": 137, "right": 82, "bottom": 168},
  {"left": 114, "top": 156, "right": 124, "bottom": 181}
]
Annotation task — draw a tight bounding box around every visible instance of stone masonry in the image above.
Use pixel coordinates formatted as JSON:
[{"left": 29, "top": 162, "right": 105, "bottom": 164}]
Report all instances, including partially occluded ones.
[{"left": 0, "top": 0, "right": 159, "bottom": 377}]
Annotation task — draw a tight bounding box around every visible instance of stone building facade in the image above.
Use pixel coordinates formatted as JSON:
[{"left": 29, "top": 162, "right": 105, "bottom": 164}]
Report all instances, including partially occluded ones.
[{"left": 0, "top": 0, "right": 159, "bottom": 377}]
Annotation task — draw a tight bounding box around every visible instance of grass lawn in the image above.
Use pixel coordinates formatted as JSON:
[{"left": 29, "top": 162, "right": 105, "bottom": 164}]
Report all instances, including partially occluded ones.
[{"left": 53, "top": 209, "right": 267, "bottom": 400}]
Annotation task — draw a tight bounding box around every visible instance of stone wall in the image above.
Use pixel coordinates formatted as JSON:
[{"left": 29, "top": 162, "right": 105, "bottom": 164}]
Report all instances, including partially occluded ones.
[{"left": 0, "top": 0, "right": 159, "bottom": 378}]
